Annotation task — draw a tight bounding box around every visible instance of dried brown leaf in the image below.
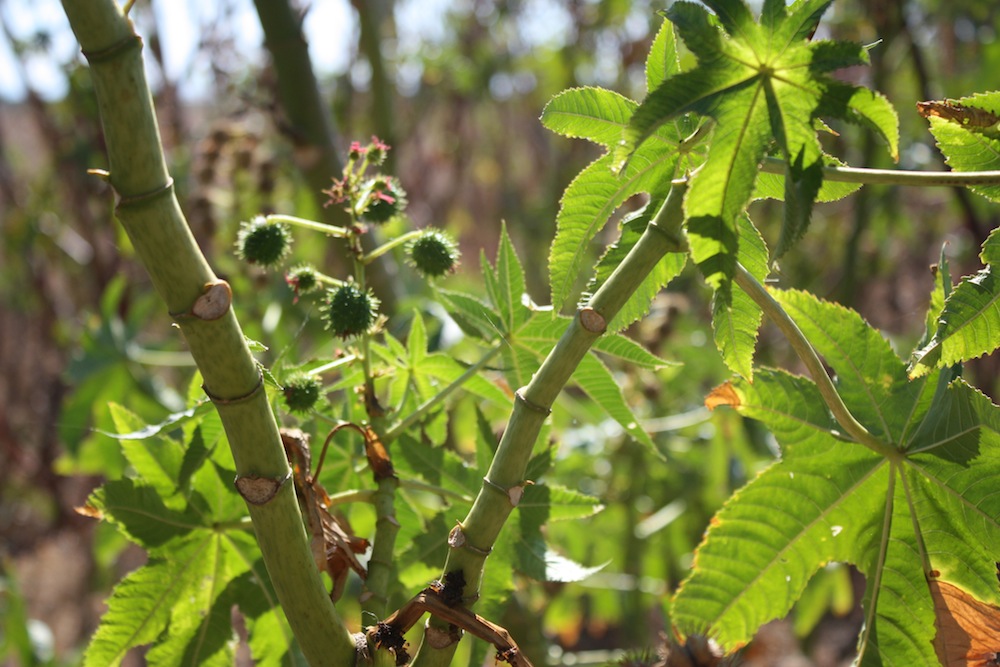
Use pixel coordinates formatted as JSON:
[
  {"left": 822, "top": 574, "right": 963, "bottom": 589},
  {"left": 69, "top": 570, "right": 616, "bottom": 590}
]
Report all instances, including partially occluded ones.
[
  {"left": 929, "top": 576, "right": 1000, "bottom": 667},
  {"left": 705, "top": 382, "right": 741, "bottom": 411}
]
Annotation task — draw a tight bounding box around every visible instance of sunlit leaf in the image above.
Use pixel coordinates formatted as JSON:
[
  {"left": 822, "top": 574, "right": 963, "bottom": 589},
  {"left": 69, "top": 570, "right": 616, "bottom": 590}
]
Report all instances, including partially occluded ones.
[
  {"left": 711, "top": 214, "right": 767, "bottom": 379},
  {"left": 483, "top": 223, "right": 531, "bottom": 334},
  {"left": 540, "top": 87, "right": 636, "bottom": 148},
  {"left": 645, "top": 17, "right": 681, "bottom": 95},
  {"left": 677, "top": 291, "right": 1000, "bottom": 667},
  {"left": 619, "top": 0, "right": 897, "bottom": 285},
  {"left": 90, "top": 479, "right": 203, "bottom": 547},
  {"left": 911, "top": 229, "right": 1000, "bottom": 376},
  {"left": 922, "top": 91, "right": 1000, "bottom": 202},
  {"left": 515, "top": 484, "right": 607, "bottom": 582}
]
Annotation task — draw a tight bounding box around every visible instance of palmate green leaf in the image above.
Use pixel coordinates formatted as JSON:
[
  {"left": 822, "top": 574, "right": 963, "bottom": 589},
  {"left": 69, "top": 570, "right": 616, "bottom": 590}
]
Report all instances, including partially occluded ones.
[
  {"left": 85, "top": 532, "right": 253, "bottom": 667},
  {"left": 540, "top": 87, "right": 636, "bottom": 148},
  {"left": 436, "top": 288, "right": 502, "bottom": 341},
  {"left": 90, "top": 478, "right": 204, "bottom": 547},
  {"left": 911, "top": 229, "right": 1000, "bottom": 376},
  {"left": 420, "top": 354, "right": 513, "bottom": 407},
  {"left": 515, "top": 484, "right": 606, "bottom": 583},
  {"left": 923, "top": 91, "right": 1000, "bottom": 202},
  {"left": 585, "top": 204, "right": 689, "bottom": 332},
  {"left": 145, "top": 536, "right": 247, "bottom": 667},
  {"left": 394, "top": 433, "right": 480, "bottom": 498},
  {"left": 620, "top": 0, "right": 897, "bottom": 287},
  {"left": 677, "top": 292, "right": 1000, "bottom": 666},
  {"left": 590, "top": 323, "right": 677, "bottom": 370},
  {"left": 108, "top": 403, "right": 186, "bottom": 503},
  {"left": 519, "top": 483, "right": 604, "bottom": 527},
  {"left": 711, "top": 214, "right": 767, "bottom": 380},
  {"left": 102, "top": 401, "right": 213, "bottom": 441},
  {"left": 84, "top": 547, "right": 194, "bottom": 666},
  {"left": 483, "top": 222, "right": 531, "bottom": 335},
  {"left": 914, "top": 245, "right": 952, "bottom": 356},
  {"left": 771, "top": 289, "right": 920, "bottom": 442},
  {"left": 575, "top": 353, "right": 656, "bottom": 449},
  {"left": 984, "top": 224, "right": 1000, "bottom": 264}
]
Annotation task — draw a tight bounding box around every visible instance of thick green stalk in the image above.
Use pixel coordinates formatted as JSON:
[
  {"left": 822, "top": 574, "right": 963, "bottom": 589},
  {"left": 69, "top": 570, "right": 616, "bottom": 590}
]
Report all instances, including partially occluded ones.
[
  {"left": 59, "top": 3, "right": 356, "bottom": 664},
  {"left": 361, "top": 475, "right": 400, "bottom": 618},
  {"left": 410, "top": 181, "right": 689, "bottom": 666}
]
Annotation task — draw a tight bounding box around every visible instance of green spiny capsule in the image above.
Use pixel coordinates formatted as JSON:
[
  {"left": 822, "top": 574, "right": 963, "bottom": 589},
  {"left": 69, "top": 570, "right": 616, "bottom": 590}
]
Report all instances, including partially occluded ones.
[
  {"left": 407, "top": 228, "right": 460, "bottom": 277},
  {"left": 324, "top": 284, "right": 379, "bottom": 338},
  {"left": 282, "top": 372, "right": 323, "bottom": 413},
  {"left": 285, "top": 265, "right": 320, "bottom": 299},
  {"left": 360, "top": 177, "right": 407, "bottom": 224},
  {"left": 235, "top": 215, "right": 292, "bottom": 267}
]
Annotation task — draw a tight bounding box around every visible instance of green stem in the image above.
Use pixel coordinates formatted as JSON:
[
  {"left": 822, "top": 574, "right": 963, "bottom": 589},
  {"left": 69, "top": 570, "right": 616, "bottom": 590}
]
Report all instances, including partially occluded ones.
[
  {"left": 266, "top": 214, "right": 351, "bottom": 238},
  {"left": 361, "top": 475, "right": 400, "bottom": 619},
  {"left": 309, "top": 354, "right": 358, "bottom": 376},
  {"left": 410, "top": 180, "right": 689, "bottom": 667},
  {"left": 362, "top": 230, "right": 423, "bottom": 265},
  {"left": 315, "top": 271, "right": 349, "bottom": 289},
  {"left": 761, "top": 156, "right": 1000, "bottom": 187},
  {"left": 401, "top": 479, "right": 474, "bottom": 503},
  {"left": 732, "top": 263, "right": 895, "bottom": 458},
  {"left": 381, "top": 342, "right": 504, "bottom": 444},
  {"left": 59, "top": 3, "right": 357, "bottom": 664},
  {"left": 326, "top": 488, "right": 376, "bottom": 505},
  {"left": 326, "top": 480, "right": 471, "bottom": 507},
  {"left": 353, "top": 255, "right": 377, "bottom": 407},
  {"left": 349, "top": 239, "right": 401, "bottom": 623}
]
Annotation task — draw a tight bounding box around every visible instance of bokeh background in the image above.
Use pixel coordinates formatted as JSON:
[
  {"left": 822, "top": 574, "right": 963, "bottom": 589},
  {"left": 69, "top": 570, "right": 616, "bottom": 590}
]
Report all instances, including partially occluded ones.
[{"left": 2, "top": 0, "right": 999, "bottom": 664}]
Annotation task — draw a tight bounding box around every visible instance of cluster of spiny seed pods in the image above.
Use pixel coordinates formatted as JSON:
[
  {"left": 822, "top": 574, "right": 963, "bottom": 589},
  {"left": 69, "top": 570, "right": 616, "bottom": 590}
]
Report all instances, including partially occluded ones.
[{"left": 233, "top": 137, "right": 461, "bottom": 414}]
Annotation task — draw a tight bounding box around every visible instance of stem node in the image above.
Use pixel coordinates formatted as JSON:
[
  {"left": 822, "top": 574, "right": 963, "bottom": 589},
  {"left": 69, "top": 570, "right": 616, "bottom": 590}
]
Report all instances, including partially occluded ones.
[
  {"left": 190, "top": 280, "right": 232, "bottom": 320},
  {"left": 514, "top": 389, "right": 551, "bottom": 415},
  {"left": 579, "top": 307, "right": 608, "bottom": 334},
  {"left": 234, "top": 471, "right": 292, "bottom": 506},
  {"left": 203, "top": 373, "right": 265, "bottom": 405},
  {"left": 448, "top": 524, "right": 492, "bottom": 556}
]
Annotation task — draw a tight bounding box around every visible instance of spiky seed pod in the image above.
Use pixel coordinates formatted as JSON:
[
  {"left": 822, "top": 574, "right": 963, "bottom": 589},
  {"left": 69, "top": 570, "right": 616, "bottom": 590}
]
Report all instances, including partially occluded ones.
[
  {"left": 359, "top": 177, "right": 406, "bottom": 224},
  {"left": 282, "top": 372, "right": 323, "bottom": 414},
  {"left": 235, "top": 216, "right": 292, "bottom": 268},
  {"left": 324, "top": 284, "right": 380, "bottom": 338},
  {"left": 407, "top": 229, "right": 460, "bottom": 277},
  {"left": 285, "top": 265, "right": 320, "bottom": 299}
]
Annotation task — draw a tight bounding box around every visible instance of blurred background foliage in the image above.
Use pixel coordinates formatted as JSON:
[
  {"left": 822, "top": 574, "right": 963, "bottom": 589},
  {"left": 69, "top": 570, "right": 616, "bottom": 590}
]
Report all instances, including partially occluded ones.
[{"left": 1, "top": 0, "right": 998, "bottom": 665}]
